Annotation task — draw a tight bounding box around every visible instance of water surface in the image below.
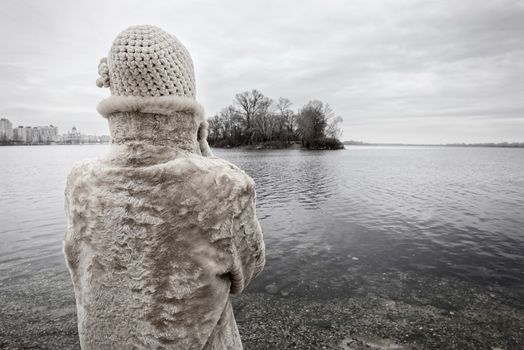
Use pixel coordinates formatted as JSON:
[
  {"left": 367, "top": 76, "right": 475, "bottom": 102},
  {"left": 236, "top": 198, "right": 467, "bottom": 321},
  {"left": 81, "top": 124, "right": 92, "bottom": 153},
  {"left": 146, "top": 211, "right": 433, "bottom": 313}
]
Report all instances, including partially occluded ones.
[
  {"left": 1, "top": 145, "right": 523, "bottom": 348},
  {"left": 1, "top": 145, "right": 523, "bottom": 291}
]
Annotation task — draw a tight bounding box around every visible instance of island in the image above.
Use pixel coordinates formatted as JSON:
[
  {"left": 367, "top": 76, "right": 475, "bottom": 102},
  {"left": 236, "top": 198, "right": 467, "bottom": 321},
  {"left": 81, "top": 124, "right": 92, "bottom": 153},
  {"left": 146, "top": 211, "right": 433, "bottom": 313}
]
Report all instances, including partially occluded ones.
[{"left": 207, "top": 89, "right": 344, "bottom": 150}]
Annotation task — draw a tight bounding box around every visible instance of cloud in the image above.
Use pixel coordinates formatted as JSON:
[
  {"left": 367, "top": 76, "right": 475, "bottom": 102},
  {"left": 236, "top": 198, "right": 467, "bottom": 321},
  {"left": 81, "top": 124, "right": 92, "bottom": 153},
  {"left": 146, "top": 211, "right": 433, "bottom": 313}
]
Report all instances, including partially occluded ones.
[{"left": 1, "top": 0, "right": 523, "bottom": 142}]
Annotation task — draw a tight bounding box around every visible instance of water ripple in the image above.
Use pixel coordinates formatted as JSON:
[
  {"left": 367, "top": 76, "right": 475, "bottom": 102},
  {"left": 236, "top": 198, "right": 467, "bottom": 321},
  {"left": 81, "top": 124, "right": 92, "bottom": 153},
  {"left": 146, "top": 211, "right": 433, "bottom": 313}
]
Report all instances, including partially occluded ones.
[{"left": 1, "top": 145, "right": 524, "bottom": 293}]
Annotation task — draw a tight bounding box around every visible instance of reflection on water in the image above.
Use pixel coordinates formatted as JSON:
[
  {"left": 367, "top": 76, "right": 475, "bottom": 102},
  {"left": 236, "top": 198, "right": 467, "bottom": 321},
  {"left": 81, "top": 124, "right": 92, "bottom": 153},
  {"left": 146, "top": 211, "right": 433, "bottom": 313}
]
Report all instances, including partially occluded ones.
[{"left": 1, "top": 145, "right": 524, "bottom": 305}]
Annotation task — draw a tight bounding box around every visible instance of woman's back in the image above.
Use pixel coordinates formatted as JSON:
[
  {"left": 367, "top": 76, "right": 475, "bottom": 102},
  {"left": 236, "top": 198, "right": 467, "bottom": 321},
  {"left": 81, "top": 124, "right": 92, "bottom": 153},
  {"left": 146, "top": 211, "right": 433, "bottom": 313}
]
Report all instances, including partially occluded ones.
[{"left": 63, "top": 25, "right": 265, "bottom": 350}]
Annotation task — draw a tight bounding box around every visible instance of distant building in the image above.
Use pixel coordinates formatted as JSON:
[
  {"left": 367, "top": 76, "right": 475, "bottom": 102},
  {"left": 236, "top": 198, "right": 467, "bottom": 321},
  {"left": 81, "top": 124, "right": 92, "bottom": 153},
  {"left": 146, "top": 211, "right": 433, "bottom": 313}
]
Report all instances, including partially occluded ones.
[
  {"left": 25, "top": 126, "right": 33, "bottom": 144},
  {"left": 13, "top": 126, "right": 25, "bottom": 143},
  {"left": 3, "top": 120, "right": 108, "bottom": 145},
  {"left": 64, "top": 126, "right": 81, "bottom": 144},
  {"left": 32, "top": 125, "right": 59, "bottom": 144},
  {"left": 0, "top": 118, "right": 13, "bottom": 142},
  {"left": 50, "top": 125, "right": 59, "bottom": 141}
]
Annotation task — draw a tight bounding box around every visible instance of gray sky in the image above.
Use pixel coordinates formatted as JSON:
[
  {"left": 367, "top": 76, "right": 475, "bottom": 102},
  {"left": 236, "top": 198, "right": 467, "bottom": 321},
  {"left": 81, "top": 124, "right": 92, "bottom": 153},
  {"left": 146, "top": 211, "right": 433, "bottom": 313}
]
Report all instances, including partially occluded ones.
[{"left": 1, "top": 0, "right": 523, "bottom": 143}]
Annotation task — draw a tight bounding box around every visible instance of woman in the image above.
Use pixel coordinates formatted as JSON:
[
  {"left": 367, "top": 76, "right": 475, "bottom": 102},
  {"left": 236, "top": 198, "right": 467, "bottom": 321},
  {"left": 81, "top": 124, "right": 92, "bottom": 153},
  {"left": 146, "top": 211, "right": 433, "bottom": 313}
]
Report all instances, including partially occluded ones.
[{"left": 64, "top": 25, "right": 265, "bottom": 350}]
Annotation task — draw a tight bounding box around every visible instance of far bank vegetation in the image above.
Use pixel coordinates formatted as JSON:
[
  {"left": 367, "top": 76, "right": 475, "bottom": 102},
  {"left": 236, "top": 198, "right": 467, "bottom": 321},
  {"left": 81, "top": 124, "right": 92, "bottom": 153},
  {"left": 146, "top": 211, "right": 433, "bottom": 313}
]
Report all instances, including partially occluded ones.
[{"left": 206, "top": 89, "right": 344, "bottom": 150}]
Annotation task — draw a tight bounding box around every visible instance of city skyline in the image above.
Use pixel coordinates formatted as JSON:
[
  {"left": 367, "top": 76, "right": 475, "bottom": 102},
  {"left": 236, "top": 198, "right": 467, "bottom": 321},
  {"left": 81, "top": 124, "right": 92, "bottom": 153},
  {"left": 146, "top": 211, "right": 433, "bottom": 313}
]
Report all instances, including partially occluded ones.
[{"left": 0, "top": 117, "right": 109, "bottom": 145}]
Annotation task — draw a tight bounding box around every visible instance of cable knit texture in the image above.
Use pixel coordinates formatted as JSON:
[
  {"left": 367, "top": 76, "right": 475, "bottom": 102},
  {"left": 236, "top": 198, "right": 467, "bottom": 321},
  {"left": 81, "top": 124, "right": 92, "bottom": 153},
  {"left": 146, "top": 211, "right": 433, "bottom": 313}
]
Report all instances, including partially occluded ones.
[
  {"left": 64, "top": 25, "right": 265, "bottom": 350},
  {"left": 97, "top": 25, "right": 195, "bottom": 97}
]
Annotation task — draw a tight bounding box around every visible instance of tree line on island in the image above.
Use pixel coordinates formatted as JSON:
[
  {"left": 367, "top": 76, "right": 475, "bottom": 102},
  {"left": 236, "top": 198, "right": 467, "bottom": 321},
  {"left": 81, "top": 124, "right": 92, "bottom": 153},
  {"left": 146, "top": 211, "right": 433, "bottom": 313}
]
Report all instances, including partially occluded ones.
[{"left": 206, "top": 89, "right": 344, "bottom": 150}]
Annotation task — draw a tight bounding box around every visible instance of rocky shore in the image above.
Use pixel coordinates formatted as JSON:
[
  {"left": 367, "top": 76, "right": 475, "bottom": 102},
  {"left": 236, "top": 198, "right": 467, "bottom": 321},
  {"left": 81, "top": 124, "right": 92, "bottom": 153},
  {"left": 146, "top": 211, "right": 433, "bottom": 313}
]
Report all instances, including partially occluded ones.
[{"left": 1, "top": 260, "right": 522, "bottom": 350}]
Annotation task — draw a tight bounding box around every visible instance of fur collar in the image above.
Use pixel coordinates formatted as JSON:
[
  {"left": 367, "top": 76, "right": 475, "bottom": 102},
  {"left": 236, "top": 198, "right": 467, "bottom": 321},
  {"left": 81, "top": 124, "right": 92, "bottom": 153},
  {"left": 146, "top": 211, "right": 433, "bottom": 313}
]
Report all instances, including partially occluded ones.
[
  {"left": 97, "top": 95, "right": 205, "bottom": 123},
  {"left": 97, "top": 95, "right": 212, "bottom": 157}
]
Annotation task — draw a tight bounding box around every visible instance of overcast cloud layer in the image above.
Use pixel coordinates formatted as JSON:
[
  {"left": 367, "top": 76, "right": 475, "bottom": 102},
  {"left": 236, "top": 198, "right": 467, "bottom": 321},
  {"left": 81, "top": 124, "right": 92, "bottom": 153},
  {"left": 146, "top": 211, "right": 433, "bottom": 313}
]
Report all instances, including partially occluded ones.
[{"left": 1, "top": 0, "right": 523, "bottom": 143}]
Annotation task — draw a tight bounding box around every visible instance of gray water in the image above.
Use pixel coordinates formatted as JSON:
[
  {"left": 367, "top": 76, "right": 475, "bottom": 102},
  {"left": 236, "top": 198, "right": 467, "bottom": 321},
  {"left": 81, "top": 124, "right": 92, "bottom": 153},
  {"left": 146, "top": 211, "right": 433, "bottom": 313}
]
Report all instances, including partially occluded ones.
[{"left": 1, "top": 145, "right": 524, "bottom": 302}]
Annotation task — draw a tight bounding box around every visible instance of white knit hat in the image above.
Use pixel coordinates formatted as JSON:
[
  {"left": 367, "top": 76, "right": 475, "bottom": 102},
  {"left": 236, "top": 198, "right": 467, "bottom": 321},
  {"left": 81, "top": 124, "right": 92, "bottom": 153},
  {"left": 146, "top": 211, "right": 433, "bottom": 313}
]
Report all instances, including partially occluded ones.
[
  {"left": 96, "top": 25, "right": 212, "bottom": 156},
  {"left": 96, "top": 25, "right": 195, "bottom": 98}
]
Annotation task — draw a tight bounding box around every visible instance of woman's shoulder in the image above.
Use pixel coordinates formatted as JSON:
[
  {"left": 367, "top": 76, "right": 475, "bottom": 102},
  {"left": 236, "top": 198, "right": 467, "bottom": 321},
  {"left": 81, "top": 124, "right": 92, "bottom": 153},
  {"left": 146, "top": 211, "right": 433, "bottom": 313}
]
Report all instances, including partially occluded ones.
[{"left": 170, "top": 155, "right": 254, "bottom": 187}]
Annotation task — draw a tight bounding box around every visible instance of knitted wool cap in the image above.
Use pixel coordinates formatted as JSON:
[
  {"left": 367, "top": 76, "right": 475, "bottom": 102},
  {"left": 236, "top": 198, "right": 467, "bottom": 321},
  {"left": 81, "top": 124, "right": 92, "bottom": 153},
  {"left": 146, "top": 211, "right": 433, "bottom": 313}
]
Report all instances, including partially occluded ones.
[
  {"left": 96, "top": 25, "right": 213, "bottom": 156},
  {"left": 96, "top": 25, "right": 195, "bottom": 98}
]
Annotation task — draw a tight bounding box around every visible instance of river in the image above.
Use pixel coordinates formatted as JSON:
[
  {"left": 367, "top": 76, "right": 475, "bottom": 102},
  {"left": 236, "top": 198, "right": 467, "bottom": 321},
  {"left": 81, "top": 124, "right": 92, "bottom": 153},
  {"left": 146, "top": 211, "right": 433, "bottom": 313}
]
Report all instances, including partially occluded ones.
[{"left": 1, "top": 145, "right": 523, "bottom": 349}]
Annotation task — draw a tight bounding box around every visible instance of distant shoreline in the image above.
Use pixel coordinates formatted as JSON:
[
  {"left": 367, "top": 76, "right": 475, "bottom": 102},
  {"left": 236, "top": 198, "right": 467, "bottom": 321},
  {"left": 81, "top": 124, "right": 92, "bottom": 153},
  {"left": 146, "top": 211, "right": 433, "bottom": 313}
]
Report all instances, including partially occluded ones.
[
  {"left": 343, "top": 141, "right": 524, "bottom": 148},
  {"left": 2, "top": 142, "right": 523, "bottom": 149},
  {"left": 0, "top": 143, "right": 110, "bottom": 146}
]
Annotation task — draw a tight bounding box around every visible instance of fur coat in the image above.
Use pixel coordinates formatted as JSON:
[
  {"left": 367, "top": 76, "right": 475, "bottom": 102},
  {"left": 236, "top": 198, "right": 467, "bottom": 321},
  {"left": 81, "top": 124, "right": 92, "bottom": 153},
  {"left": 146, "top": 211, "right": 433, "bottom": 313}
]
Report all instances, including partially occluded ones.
[{"left": 63, "top": 96, "right": 265, "bottom": 349}]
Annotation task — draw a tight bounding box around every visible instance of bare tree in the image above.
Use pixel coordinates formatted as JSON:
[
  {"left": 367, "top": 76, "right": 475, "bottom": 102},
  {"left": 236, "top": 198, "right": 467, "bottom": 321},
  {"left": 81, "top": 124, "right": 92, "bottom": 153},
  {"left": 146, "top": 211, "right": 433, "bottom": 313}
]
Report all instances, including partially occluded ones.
[
  {"left": 207, "top": 90, "right": 342, "bottom": 149},
  {"left": 252, "top": 97, "right": 274, "bottom": 141},
  {"left": 234, "top": 89, "right": 266, "bottom": 131},
  {"left": 326, "top": 116, "right": 343, "bottom": 139},
  {"left": 275, "top": 97, "right": 296, "bottom": 142},
  {"left": 296, "top": 100, "right": 344, "bottom": 149},
  {"left": 297, "top": 100, "right": 327, "bottom": 141},
  {"left": 276, "top": 97, "right": 292, "bottom": 115},
  {"left": 207, "top": 114, "right": 222, "bottom": 143}
]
